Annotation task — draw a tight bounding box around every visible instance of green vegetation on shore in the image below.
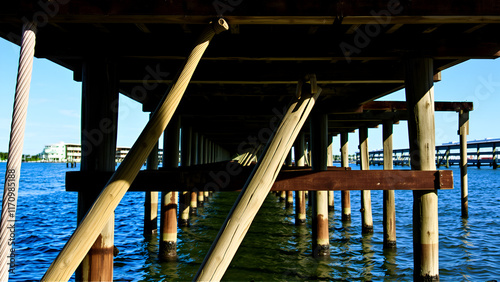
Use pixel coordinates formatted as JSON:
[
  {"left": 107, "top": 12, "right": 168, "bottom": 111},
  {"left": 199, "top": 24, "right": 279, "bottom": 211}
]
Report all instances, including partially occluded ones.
[{"left": 0, "top": 152, "right": 41, "bottom": 162}]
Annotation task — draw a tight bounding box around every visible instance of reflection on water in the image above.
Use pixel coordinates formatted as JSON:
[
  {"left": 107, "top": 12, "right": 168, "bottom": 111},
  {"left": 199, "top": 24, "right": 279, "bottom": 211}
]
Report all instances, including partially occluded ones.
[{"left": 1, "top": 163, "right": 500, "bottom": 281}]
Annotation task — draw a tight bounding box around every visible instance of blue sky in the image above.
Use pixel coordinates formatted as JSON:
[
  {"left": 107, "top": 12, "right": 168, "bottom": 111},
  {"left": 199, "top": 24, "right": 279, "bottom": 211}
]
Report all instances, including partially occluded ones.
[{"left": 1, "top": 38, "right": 499, "bottom": 155}]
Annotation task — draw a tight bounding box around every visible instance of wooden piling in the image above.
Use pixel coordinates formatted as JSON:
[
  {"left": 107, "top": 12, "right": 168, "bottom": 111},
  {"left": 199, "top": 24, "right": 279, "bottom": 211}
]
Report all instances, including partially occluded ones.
[
  {"left": 359, "top": 127, "right": 373, "bottom": 234},
  {"left": 190, "top": 132, "right": 199, "bottom": 215},
  {"left": 310, "top": 113, "right": 330, "bottom": 257},
  {"left": 340, "top": 132, "right": 351, "bottom": 222},
  {"left": 327, "top": 134, "right": 334, "bottom": 211},
  {"left": 179, "top": 124, "right": 192, "bottom": 226},
  {"left": 161, "top": 115, "right": 180, "bottom": 261},
  {"left": 294, "top": 133, "right": 306, "bottom": 225},
  {"left": 195, "top": 77, "right": 321, "bottom": 281},
  {"left": 285, "top": 151, "right": 294, "bottom": 208},
  {"left": 204, "top": 139, "right": 211, "bottom": 200},
  {"left": 144, "top": 116, "right": 159, "bottom": 235},
  {"left": 76, "top": 58, "right": 117, "bottom": 281},
  {"left": 383, "top": 120, "right": 396, "bottom": 247},
  {"left": 405, "top": 57, "right": 439, "bottom": 281},
  {"left": 198, "top": 135, "right": 205, "bottom": 206},
  {"left": 459, "top": 110, "right": 469, "bottom": 218}
]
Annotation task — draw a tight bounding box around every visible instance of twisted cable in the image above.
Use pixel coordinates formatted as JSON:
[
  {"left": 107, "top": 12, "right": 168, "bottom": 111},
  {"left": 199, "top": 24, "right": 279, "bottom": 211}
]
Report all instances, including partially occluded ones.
[{"left": 0, "top": 22, "right": 37, "bottom": 281}]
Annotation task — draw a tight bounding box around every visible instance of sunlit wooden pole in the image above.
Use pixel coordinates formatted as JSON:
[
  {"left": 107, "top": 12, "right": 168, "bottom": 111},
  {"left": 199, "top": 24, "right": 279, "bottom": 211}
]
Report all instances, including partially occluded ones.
[
  {"left": 195, "top": 78, "right": 321, "bottom": 281},
  {"left": 405, "top": 57, "right": 439, "bottom": 281},
  {"left": 42, "top": 19, "right": 229, "bottom": 281},
  {"left": 383, "top": 120, "right": 396, "bottom": 247},
  {"left": 294, "top": 132, "right": 306, "bottom": 225},
  {"left": 359, "top": 127, "right": 373, "bottom": 233},
  {"left": 340, "top": 132, "right": 351, "bottom": 222},
  {"left": 310, "top": 113, "right": 330, "bottom": 257},
  {"left": 327, "top": 134, "right": 334, "bottom": 211},
  {"left": 459, "top": 110, "right": 469, "bottom": 218}
]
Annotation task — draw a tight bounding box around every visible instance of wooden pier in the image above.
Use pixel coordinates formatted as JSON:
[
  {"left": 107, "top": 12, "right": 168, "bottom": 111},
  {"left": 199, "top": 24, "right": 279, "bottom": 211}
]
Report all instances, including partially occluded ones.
[
  {"left": 365, "top": 138, "right": 499, "bottom": 168},
  {"left": 1, "top": 1, "right": 500, "bottom": 281}
]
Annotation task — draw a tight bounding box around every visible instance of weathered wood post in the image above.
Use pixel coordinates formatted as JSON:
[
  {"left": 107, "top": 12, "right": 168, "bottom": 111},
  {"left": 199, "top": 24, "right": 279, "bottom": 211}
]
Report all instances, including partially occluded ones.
[
  {"left": 285, "top": 151, "right": 294, "bottom": 208},
  {"left": 459, "top": 110, "right": 469, "bottom": 218},
  {"left": 359, "top": 127, "right": 373, "bottom": 233},
  {"left": 294, "top": 132, "right": 306, "bottom": 225},
  {"left": 76, "top": 57, "right": 118, "bottom": 281},
  {"left": 190, "top": 131, "right": 199, "bottom": 215},
  {"left": 327, "top": 134, "right": 334, "bottom": 211},
  {"left": 340, "top": 132, "right": 351, "bottom": 221},
  {"left": 204, "top": 140, "right": 212, "bottom": 200},
  {"left": 160, "top": 115, "right": 180, "bottom": 261},
  {"left": 195, "top": 76, "right": 321, "bottom": 281},
  {"left": 179, "top": 123, "right": 192, "bottom": 226},
  {"left": 405, "top": 57, "right": 439, "bottom": 281},
  {"left": 198, "top": 135, "right": 205, "bottom": 206},
  {"left": 310, "top": 113, "right": 330, "bottom": 257},
  {"left": 383, "top": 120, "right": 396, "bottom": 247},
  {"left": 144, "top": 113, "right": 159, "bottom": 235}
]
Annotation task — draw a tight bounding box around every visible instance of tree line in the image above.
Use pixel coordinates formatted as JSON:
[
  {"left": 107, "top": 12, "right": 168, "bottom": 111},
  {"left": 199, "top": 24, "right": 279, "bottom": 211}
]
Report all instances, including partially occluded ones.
[{"left": 0, "top": 152, "right": 41, "bottom": 162}]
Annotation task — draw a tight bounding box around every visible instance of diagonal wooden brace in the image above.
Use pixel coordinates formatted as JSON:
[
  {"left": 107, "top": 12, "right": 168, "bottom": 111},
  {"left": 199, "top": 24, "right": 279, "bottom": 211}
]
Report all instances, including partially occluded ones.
[
  {"left": 42, "top": 19, "right": 229, "bottom": 281},
  {"left": 195, "top": 75, "right": 321, "bottom": 281}
]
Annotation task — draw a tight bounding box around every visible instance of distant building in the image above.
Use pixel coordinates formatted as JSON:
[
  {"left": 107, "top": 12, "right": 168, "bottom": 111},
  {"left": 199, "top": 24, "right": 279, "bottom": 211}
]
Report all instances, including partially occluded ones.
[
  {"left": 39, "top": 142, "right": 162, "bottom": 163},
  {"left": 40, "top": 142, "right": 68, "bottom": 162},
  {"left": 116, "top": 147, "right": 130, "bottom": 163},
  {"left": 66, "top": 143, "right": 82, "bottom": 162}
]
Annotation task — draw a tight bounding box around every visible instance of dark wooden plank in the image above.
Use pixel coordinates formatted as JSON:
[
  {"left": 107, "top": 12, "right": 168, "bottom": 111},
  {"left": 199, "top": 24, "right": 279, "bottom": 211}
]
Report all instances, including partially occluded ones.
[
  {"left": 66, "top": 166, "right": 453, "bottom": 193},
  {"left": 363, "top": 101, "right": 473, "bottom": 112}
]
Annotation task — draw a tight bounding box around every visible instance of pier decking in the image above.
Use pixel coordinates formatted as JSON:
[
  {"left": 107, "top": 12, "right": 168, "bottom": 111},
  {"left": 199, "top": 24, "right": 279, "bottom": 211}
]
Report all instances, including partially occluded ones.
[{"left": 1, "top": 1, "right": 500, "bottom": 281}]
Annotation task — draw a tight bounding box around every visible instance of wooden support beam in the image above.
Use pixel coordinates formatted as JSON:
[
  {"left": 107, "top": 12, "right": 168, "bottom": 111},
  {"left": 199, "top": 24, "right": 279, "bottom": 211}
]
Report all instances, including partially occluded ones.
[
  {"left": 383, "top": 120, "right": 396, "bottom": 248},
  {"left": 66, "top": 167, "right": 454, "bottom": 193},
  {"left": 190, "top": 132, "right": 199, "bottom": 215},
  {"left": 294, "top": 132, "right": 306, "bottom": 225},
  {"left": 41, "top": 19, "right": 229, "bottom": 281},
  {"left": 327, "top": 134, "right": 335, "bottom": 211},
  {"left": 285, "top": 151, "right": 294, "bottom": 208},
  {"left": 340, "top": 132, "right": 351, "bottom": 222},
  {"left": 310, "top": 113, "right": 330, "bottom": 257},
  {"left": 144, "top": 113, "right": 159, "bottom": 236},
  {"left": 459, "top": 110, "right": 469, "bottom": 218},
  {"left": 363, "top": 101, "right": 473, "bottom": 112},
  {"left": 179, "top": 123, "right": 192, "bottom": 227},
  {"left": 405, "top": 57, "right": 439, "bottom": 281},
  {"left": 76, "top": 57, "right": 118, "bottom": 282},
  {"left": 359, "top": 127, "right": 373, "bottom": 234},
  {"left": 161, "top": 115, "right": 180, "bottom": 261}
]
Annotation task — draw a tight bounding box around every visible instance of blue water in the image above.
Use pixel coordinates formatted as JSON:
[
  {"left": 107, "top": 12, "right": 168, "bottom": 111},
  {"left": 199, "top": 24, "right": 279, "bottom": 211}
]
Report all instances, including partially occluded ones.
[{"left": 1, "top": 162, "right": 500, "bottom": 281}]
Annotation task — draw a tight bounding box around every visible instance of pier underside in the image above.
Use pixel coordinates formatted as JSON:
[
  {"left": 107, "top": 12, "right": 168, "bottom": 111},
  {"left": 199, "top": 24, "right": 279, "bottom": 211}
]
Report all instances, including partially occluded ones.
[
  {"left": 1, "top": 1, "right": 499, "bottom": 281},
  {"left": 1, "top": 1, "right": 499, "bottom": 152}
]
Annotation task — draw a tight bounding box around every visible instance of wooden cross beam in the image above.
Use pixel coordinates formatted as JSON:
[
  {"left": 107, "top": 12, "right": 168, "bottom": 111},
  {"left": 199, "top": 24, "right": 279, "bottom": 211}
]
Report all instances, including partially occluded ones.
[
  {"left": 66, "top": 163, "right": 453, "bottom": 193},
  {"left": 362, "top": 101, "right": 473, "bottom": 112}
]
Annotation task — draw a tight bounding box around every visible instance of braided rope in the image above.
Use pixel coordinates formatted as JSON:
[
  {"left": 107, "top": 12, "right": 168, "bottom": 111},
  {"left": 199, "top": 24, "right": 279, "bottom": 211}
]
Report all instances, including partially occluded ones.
[{"left": 0, "top": 22, "right": 37, "bottom": 281}]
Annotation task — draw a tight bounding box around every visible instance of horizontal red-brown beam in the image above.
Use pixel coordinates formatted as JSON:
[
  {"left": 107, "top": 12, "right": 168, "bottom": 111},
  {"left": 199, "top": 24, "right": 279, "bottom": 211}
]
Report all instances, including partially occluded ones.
[
  {"left": 363, "top": 101, "right": 473, "bottom": 112},
  {"left": 66, "top": 164, "right": 452, "bottom": 193},
  {"left": 273, "top": 170, "right": 452, "bottom": 191}
]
